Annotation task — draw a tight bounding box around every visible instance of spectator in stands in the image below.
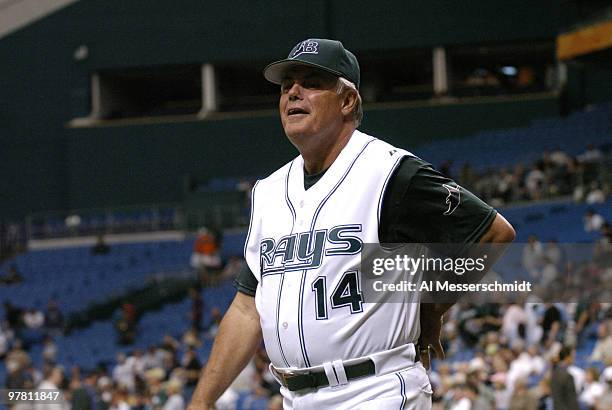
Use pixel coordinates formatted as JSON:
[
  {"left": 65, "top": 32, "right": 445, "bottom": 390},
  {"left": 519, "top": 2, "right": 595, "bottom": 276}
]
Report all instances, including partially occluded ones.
[
  {"left": 181, "top": 346, "right": 201, "bottom": 387},
  {"left": 0, "top": 320, "right": 13, "bottom": 359},
  {"left": 542, "top": 303, "right": 563, "bottom": 347},
  {"left": 601, "top": 222, "right": 612, "bottom": 244},
  {"left": 578, "top": 143, "right": 604, "bottom": 164},
  {"left": 525, "top": 163, "right": 546, "bottom": 200},
  {"left": 550, "top": 147, "right": 572, "bottom": 168},
  {"left": 501, "top": 303, "right": 528, "bottom": 347},
  {"left": 5, "top": 344, "right": 32, "bottom": 390},
  {"left": 586, "top": 182, "right": 607, "bottom": 204},
  {"left": 543, "top": 239, "right": 564, "bottom": 266},
  {"left": 449, "top": 382, "right": 480, "bottom": 410},
  {"left": 6, "top": 338, "right": 31, "bottom": 373},
  {"left": 4, "top": 301, "right": 23, "bottom": 330},
  {"left": 205, "top": 307, "right": 222, "bottom": 339},
  {"left": 188, "top": 287, "right": 203, "bottom": 331},
  {"left": 512, "top": 163, "right": 528, "bottom": 201},
  {"left": 144, "top": 367, "right": 166, "bottom": 408},
  {"left": 580, "top": 367, "right": 606, "bottom": 409},
  {"left": 97, "top": 375, "right": 113, "bottom": 410},
  {"left": 36, "top": 366, "right": 67, "bottom": 410},
  {"left": 522, "top": 235, "right": 544, "bottom": 276},
  {"left": 129, "top": 349, "right": 146, "bottom": 380},
  {"left": 160, "top": 334, "right": 180, "bottom": 371},
  {"left": 109, "top": 386, "right": 130, "bottom": 410},
  {"left": 524, "top": 302, "right": 544, "bottom": 346},
  {"left": 163, "top": 379, "right": 185, "bottom": 410},
  {"left": 494, "top": 167, "right": 514, "bottom": 205},
  {"left": 551, "top": 346, "right": 580, "bottom": 410},
  {"left": 143, "top": 345, "right": 164, "bottom": 371},
  {"left": 44, "top": 299, "right": 65, "bottom": 337},
  {"left": 575, "top": 302, "right": 602, "bottom": 342},
  {"left": 509, "top": 377, "right": 538, "bottom": 410},
  {"left": 181, "top": 326, "right": 201, "bottom": 349},
  {"left": 591, "top": 320, "right": 612, "bottom": 365},
  {"left": 112, "top": 352, "right": 135, "bottom": 392},
  {"left": 456, "top": 303, "right": 501, "bottom": 347},
  {"left": 92, "top": 234, "right": 111, "bottom": 255},
  {"left": 190, "top": 227, "right": 222, "bottom": 273},
  {"left": 465, "top": 366, "right": 495, "bottom": 410},
  {"left": 71, "top": 371, "right": 98, "bottom": 410},
  {"left": 539, "top": 255, "right": 560, "bottom": 288},
  {"left": 597, "top": 367, "right": 612, "bottom": 410},
  {"left": 115, "top": 302, "right": 136, "bottom": 345},
  {"left": 506, "top": 344, "right": 540, "bottom": 394},
  {"left": 42, "top": 335, "right": 58, "bottom": 363},
  {"left": 0, "top": 264, "right": 23, "bottom": 285},
  {"left": 584, "top": 210, "right": 606, "bottom": 233},
  {"left": 23, "top": 308, "right": 45, "bottom": 330}
]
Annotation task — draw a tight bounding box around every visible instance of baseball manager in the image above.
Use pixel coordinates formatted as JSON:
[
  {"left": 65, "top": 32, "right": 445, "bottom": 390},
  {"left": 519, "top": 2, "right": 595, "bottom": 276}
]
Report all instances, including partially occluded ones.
[{"left": 188, "top": 38, "right": 515, "bottom": 409}]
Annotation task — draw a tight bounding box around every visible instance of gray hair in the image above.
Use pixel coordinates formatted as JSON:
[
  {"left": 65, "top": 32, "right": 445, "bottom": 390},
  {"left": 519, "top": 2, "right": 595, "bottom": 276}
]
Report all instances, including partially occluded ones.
[{"left": 336, "top": 77, "right": 363, "bottom": 127}]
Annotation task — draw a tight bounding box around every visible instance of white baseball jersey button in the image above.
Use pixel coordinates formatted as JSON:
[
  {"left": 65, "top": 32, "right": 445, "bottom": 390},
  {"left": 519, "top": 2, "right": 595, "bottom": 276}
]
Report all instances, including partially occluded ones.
[{"left": 282, "top": 322, "right": 288, "bottom": 329}]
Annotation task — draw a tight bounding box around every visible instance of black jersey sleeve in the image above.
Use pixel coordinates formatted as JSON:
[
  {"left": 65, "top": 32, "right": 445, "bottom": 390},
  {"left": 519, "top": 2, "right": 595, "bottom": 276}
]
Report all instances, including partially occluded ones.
[
  {"left": 379, "top": 156, "right": 496, "bottom": 244},
  {"left": 234, "top": 262, "right": 257, "bottom": 297}
]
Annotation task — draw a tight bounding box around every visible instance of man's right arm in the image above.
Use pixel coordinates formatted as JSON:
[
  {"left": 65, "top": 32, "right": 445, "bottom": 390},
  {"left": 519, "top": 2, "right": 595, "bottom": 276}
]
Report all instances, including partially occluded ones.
[{"left": 187, "top": 292, "right": 262, "bottom": 410}]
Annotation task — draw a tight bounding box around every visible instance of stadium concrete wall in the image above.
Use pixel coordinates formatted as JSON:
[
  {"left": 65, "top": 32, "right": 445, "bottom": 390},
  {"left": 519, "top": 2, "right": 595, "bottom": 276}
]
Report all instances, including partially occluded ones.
[{"left": 0, "top": 1, "right": 562, "bottom": 219}]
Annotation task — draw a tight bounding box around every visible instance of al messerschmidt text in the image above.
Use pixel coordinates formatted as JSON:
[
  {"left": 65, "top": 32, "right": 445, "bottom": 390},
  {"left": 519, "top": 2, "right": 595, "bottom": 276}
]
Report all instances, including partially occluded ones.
[{"left": 372, "top": 280, "right": 532, "bottom": 292}]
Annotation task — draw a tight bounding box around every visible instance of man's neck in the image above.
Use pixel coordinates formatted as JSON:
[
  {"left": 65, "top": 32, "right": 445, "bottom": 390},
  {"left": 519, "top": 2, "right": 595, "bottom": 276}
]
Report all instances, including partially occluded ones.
[{"left": 301, "top": 125, "right": 355, "bottom": 175}]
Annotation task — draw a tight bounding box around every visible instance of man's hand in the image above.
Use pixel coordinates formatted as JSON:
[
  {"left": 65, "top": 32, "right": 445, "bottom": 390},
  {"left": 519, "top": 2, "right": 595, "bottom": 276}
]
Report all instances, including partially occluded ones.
[{"left": 418, "top": 304, "right": 445, "bottom": 370}]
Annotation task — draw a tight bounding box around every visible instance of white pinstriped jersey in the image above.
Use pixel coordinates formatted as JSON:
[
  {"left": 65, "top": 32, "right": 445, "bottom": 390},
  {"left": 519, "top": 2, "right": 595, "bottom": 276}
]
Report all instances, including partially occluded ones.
[{"left": 244, "top": 130, "right": 422, "bottom": 369}]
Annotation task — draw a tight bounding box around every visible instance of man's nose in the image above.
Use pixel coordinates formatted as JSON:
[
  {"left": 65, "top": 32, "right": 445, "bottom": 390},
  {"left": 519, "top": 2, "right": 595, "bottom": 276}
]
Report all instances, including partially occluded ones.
[{"left": 287, "top": 82, "right": 302, "bottom": 100}]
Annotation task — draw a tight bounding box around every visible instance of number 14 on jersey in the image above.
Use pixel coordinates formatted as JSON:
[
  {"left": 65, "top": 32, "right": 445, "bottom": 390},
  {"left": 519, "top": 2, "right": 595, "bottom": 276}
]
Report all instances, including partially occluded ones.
[{"left": 311, "top": 270, "right": 364, "bottom": 320}]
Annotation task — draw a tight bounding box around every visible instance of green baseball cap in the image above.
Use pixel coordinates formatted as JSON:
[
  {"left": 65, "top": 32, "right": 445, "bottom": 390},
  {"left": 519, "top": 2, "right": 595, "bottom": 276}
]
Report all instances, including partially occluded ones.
[{"left": 263, "top": 38, "right": 360, "bottom": 89}]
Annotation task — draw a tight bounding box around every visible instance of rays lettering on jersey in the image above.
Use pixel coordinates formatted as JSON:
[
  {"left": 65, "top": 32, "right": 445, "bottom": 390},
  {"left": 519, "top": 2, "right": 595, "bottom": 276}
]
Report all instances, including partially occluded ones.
[{"left": 260, "top": 224, "right": 362, "bottom": 275}]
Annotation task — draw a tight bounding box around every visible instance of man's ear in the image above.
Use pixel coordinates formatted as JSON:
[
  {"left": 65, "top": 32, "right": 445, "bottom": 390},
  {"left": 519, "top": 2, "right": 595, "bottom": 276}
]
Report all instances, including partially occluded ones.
[{"left": 340, "top": 90, "right": 358, "bottom": 117}]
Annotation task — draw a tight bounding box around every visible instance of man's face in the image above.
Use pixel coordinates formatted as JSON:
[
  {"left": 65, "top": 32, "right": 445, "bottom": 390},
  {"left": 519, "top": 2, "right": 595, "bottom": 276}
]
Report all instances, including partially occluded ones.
[{"left": 279, "top": 66, "right": 343, "bottom": 143}]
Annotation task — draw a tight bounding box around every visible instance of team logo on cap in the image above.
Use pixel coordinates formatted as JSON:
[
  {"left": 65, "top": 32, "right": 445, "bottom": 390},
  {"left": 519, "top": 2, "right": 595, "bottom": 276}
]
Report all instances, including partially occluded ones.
[{"left": 290, "top": 40, "right": 319, "bottom": 59}]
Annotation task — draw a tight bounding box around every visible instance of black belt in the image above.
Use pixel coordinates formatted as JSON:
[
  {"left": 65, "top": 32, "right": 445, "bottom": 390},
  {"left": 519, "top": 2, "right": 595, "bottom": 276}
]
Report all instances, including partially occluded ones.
[
  {"left": 274, "top": 351, "right": 420, "bottom": 392},
  {"left": 274, "top": 359, "right": 376, "bottom": 391}
]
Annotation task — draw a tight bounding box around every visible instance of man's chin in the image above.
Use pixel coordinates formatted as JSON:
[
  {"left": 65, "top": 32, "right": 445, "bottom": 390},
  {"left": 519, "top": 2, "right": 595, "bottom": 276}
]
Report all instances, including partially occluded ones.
[{"left": 283, "top": 124, "right": 312, "bottom": 141}]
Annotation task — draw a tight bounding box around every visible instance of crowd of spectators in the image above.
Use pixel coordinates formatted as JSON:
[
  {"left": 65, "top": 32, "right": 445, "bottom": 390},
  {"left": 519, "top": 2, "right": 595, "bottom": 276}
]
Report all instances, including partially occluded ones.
[
  {"left": 1, "top": 283, "right": 278, "bottom": 410},
  {"left": 431, "top": 301, "right": 612, "bottom": 410},
  {"left": 449, "top": 143, "right": 608, "bottom": 208},
  {"left": 2, "top": 299, "right": 65, "bottom": 349},
  {"left": 3, "top": 227, "right": 611, "bottom": 410},
  {"left": 4, "top": 278, "right": 612, "bottom": 409},
  {"left": 426, "top": 227, "right": 612, "bottom": 410}
]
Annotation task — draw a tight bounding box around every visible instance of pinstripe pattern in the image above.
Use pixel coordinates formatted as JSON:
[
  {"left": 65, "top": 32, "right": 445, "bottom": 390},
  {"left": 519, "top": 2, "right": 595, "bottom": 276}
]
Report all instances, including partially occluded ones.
[
  {"left": 297, "top": 138, "right": 376, "bottom": 367},
  {"left": 275, "top": 161, "right": 297, "bottom": 367},
  {"left": 395, "top": 372, "right": 407, "bottom": 409},
  {"left": 243, "top": 180, "right": 260, "bottom": 257}
]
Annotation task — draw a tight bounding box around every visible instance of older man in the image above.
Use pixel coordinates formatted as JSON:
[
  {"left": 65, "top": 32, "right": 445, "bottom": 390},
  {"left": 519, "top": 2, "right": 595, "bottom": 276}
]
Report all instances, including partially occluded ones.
[{"left": 188, "top": 38, "right": 515, "bottom": 410}]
